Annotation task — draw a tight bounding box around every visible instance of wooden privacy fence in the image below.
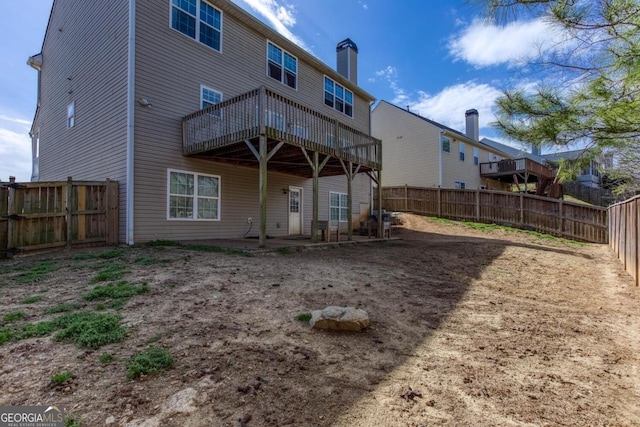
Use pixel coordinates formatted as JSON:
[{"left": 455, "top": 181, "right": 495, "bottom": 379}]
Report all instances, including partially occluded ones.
[
  {"left": 378, "top": 186, "right": 608, "bottom": 244},
  {"left": 609, "top": 196, "right": 639, "bottom": 286},
  {"left": 0, "top": 178, "right": 118, "bottom": 258}
]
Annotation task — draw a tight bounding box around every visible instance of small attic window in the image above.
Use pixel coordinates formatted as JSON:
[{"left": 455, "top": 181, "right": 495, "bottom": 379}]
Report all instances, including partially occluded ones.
[{"left": 67, "top": 102, "right": 75, "bottom": 128}]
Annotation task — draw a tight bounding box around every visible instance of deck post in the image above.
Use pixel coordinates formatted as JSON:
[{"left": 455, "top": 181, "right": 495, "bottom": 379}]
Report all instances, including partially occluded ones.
[
  {"left": 347, "top": 161, "right": 353, "bottom": 241},
  {"left": 378, "top": 170, "right": 383, "bottom": 238},
  {"left": 312, "top": 151, "right": 319, "bottom": 243},
  {"left": 258, "top": 135, "right": 268, "bottom": 248}
]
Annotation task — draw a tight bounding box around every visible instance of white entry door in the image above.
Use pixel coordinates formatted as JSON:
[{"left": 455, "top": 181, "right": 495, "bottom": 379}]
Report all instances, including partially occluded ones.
[{"left": 288, "top": 187, "right": 302, "bottom": 235}]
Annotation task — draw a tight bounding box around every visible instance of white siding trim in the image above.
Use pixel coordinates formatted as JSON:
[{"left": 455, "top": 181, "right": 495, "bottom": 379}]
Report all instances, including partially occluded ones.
[{"left": 126, "top": 0, "right": 136, "bottom": 245}]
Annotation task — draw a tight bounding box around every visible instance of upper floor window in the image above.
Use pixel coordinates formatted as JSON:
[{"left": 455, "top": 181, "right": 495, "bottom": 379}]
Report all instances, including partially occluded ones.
[
  {"left": 324, "top": 77, "right": 353, "bottom": 117},
  {"left": 67, "top": 102, "right": 75, "bottom": 128},
  {"left": 459, "top": 142, "right": 465, "bottom": 161},
  {"left": 441, "top": 135, "right": 451, "bottom": 153},
  {"left": 473, "top": 147, "right": 479, "bottom": 165},
  {"left": 171, "top": 0, "right": 222, "bottom": 52},
  {"left": 201, "top": 85, "right": 222, "bottom": 109},
  {"left": 267, "top": 42, "right": 297, "bottom": 89}
]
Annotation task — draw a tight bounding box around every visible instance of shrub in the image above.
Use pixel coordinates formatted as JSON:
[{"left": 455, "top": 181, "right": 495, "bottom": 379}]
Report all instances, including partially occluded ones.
[{"left": 126, "top": 348, "right": 174, "bottom": 380}]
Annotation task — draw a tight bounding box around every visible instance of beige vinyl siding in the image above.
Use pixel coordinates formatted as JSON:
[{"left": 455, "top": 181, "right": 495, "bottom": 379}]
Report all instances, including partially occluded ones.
[
  {"left": 371, "top": 102, "right": 440, "bottom": 187},
  {"left": 35, "top": 0, "right": 129, "bottom": 240},
  {"left": 131, "top": 0, "right": 373, "bottom": 242},
  {"left": 133, "top": 161, "right": 371, "bottom": 242},
  {"left": 441, "top": 139, "right": 510, "bottom": 190}
]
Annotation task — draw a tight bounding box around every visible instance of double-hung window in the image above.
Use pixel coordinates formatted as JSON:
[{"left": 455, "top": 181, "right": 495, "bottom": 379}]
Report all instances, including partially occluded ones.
[
  {"left": 171, "top": 0, "right": 222, "bottom": 52},
  {"left": 473, "top": 147, "right": 479, "bottom": 165},
  {"left": 168, "top": 169, "right": 220, "bottom": 220},
  {"left": 324, "top": 76, "right": 353, "bottom": 117},
  {"left": 201, "top": 85, "right": 222, "bottom": 109},
  {"left": 267, "top": 42, "right": 297, "bottom": 89},
  {"left": 329, "top": 192, "right": 348, "bottom": 222},
  {"left": 459, "top": 142, "right": 465, "bottom": 161},
  {"left": 441, "top": 135, "right": 451, "bottom": 153}
]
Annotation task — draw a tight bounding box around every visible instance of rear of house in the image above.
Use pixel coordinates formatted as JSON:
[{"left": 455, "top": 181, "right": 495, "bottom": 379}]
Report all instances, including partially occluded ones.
[{"left": 30, "top": 0, "right": 381, "bottom": 244}]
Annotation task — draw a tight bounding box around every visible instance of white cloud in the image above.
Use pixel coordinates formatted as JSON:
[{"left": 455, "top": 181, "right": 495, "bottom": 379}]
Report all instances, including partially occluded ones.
[
  {"left": 0, "top": 126, "right": 32, "bottom": 182},
  {"left": 241, "top": 0, "right": 309, "bottom": 50},
  {"left": 358, "top": 1, "right": 368, "bottom": 10},
  {"left": 448, "top": 18, "right": 566, "bottom": 68},
  {"left": 372, "top": 66, "right": 502, "bottom": 132}
]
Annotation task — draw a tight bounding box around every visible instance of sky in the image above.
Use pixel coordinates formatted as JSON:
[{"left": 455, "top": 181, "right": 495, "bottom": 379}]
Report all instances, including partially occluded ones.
[{"left": 0, "top": 0, "right": 565, "bottom": 182}]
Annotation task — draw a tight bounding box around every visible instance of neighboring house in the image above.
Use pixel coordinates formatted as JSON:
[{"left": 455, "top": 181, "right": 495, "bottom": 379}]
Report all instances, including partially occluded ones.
[
  {"left": 371, "top": 101, "right": 519, "bottom": 190},
  {"left": 542, "top": 149, "right": 612, "bottom": 189},
  {"left": 28, "top": 0, "right": 382, "bottom": 246}
]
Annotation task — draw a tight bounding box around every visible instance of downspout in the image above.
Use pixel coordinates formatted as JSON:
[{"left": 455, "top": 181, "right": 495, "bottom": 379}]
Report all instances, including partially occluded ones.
[
  {"left": 126, "top": 0, "right": 136, "bottom": 245},
  {"left": 438, "top": 129, "right": 443, "bottom": 187}
]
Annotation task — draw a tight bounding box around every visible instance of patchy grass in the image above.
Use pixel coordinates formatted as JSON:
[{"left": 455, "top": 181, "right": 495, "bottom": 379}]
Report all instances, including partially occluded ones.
[
  {"left": 430, "top": 217, "right": 455, "bottom": 225},
  {"left": 22, "top": 295, "right": 43, "bottom": 304},
  {"left": 51, "top": 371, "right": 72, "bottom": 384},
  {"left": 90, "top": 263, "right": 130, "bottom": 283},
  {"left": 53, "top": 312, "right": 126, "bottom": 349},
  {"left": 276, "top": 247, "right": 294, "bottom": 255},
  {"left": 16, "top": 260, "right": 60, "bottom": 284},
  {"left": 99, "top": 353, "right": 115, "bottom": 364},
  {"left": 126, "top": 347, "right": 174, "bottom": 380},
  {"left": 296, "top": 313, "right": 312, "bottom": 322},
  {"left": 460, "top": 220, "right": 587, "bottom": 246},
  {"left": 133, "top": 256, "right": 171, "bottom": 266},
  {"left": 3, "top": 311, "right": 25, "bottom": 323},
  {"left": 45, "top": 303, "right": 82, "bottom": 315},
  {"left": 64, "top": 416, "right": 82, "bottom": 427},
  {"left": 84, "top": 281, "right": 148, "bottom": 301}
]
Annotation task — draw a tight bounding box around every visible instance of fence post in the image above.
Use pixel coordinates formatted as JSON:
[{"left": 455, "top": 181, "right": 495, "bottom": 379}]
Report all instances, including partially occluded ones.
[
  {"left": 475, "top": 189, "right": 480, "bottom": 222},
  {"left": 66, "top": 177, "right": 73, "bottom": 250},
  {"left": 6, "top": 181, "right": 15, "bottom": 258},
  {"left": 558, "top": 200, "right": 563, "bottom": 236},
  {"left": 519, "top": 193, "right": 524, "bottom": 226},
  {"left": 404, "top": 184, "right": 408, "bottom": 212},
  {"left": 437, "top": 187, "right": 442, "bottom": 218}
]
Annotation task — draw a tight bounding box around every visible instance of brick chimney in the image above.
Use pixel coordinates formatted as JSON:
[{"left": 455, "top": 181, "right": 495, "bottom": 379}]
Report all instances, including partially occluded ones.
[
  {"left": 465, "top": 109, "right": 479, "bottom": 141},
  {"left": 336, "top": 38, "right": 358, "bottom": 85}
]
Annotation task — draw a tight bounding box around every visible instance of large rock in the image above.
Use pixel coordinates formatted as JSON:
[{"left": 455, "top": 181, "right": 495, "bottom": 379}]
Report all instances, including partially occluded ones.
[{"left": 309, "top": 306, "right": 369, "bottom": 331}]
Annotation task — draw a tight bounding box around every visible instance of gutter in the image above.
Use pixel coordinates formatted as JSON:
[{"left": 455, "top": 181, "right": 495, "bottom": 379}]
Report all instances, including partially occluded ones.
[{"left": 126, "top": 0, "right": 135, "bottom": 245}]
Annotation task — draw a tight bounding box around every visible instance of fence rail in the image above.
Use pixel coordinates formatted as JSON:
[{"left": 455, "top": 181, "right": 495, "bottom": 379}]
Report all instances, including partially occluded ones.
[
  {"left": 609, "top": 195, "right": 639, "bottom": 286},
  {"left": 378, "top": 186, "right": 608, "bottom": 244},
  {"left": 0, "top": 178, "right": 118, "bottom": 258}
]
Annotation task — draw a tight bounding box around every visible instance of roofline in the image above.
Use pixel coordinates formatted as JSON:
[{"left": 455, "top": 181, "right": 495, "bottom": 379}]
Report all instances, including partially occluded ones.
[
  {"left": 374, "top": 100, "right": 513, "bottom": 158},
  {"left": 215, "top": 0, "right": 375, "bottom": 102}
]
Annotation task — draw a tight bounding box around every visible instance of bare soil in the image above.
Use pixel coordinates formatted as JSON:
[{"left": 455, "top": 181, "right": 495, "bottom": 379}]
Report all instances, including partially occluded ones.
[{"left": 1, "top": 213, "right": 639, "bottom": 427}]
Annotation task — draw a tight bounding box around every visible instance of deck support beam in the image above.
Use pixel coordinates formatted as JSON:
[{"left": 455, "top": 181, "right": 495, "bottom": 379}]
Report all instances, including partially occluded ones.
[
  {"left": 366, "top": 169, "right": 384, "bottom": 238},
  {"left": 258, "top": 135, "right": 268, "bottom": 248},
  {"left": 302, "top": 148, "right": 330, "bottom": 243},
  {"left": 340, "top": 160, "right": 361, "bottom": 241}
]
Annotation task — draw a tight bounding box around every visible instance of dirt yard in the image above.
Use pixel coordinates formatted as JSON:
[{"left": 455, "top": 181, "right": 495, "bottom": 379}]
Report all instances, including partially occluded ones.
[{"left": 0, "top": 213, "right": 639, "bottom": 427}]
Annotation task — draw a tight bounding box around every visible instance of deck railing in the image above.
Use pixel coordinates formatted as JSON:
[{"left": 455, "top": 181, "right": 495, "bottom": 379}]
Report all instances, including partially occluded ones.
[
  {"left": 480, "top": 158, "right": 553, "bottom": 178},
  {"left": 182, "top": 87, "right": 382, "bottom": 170}
]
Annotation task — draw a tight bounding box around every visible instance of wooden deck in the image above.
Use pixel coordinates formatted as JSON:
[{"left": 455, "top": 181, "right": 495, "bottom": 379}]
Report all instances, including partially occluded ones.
[
  {"left": 182, "top": 86, "right": 382, "bottom": 177},
  {"left": 480, "top": 158, "right": 553, "bottom": 182}
]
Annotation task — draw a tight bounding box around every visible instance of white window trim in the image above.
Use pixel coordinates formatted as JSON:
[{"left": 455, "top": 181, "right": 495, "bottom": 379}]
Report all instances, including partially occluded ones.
[
  {"left": 323, "top": 75, "right": 354, "bottom": 118},
  {"left": 455, "top": 181, "right": 466, "bottom": 189},
  {"left": 266, "top": 40, "right": 298, "bottom": 90},
  {"left": 169, "top": 0, "right": 223, "bottom": 53},
  {"left": 441, "top": 135, "right": 451, "bottom": 154},
  {"left": 473, "top": 147, "right": 479, "bottom": 165},
  {"left": 329, "top": 191, "right": 348, "bottom": 223},
  {"left": 200, "top": 84, "right": 222, "bottom": 110},
  {"left": 67, "top": 101, "right": 75, "bottom": 128},
  {"left": 167, "top": 168, "right": 221, "bottom": 221},
  {"left": 459, "top": 141, "right": 465, "bottom": 161}
]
